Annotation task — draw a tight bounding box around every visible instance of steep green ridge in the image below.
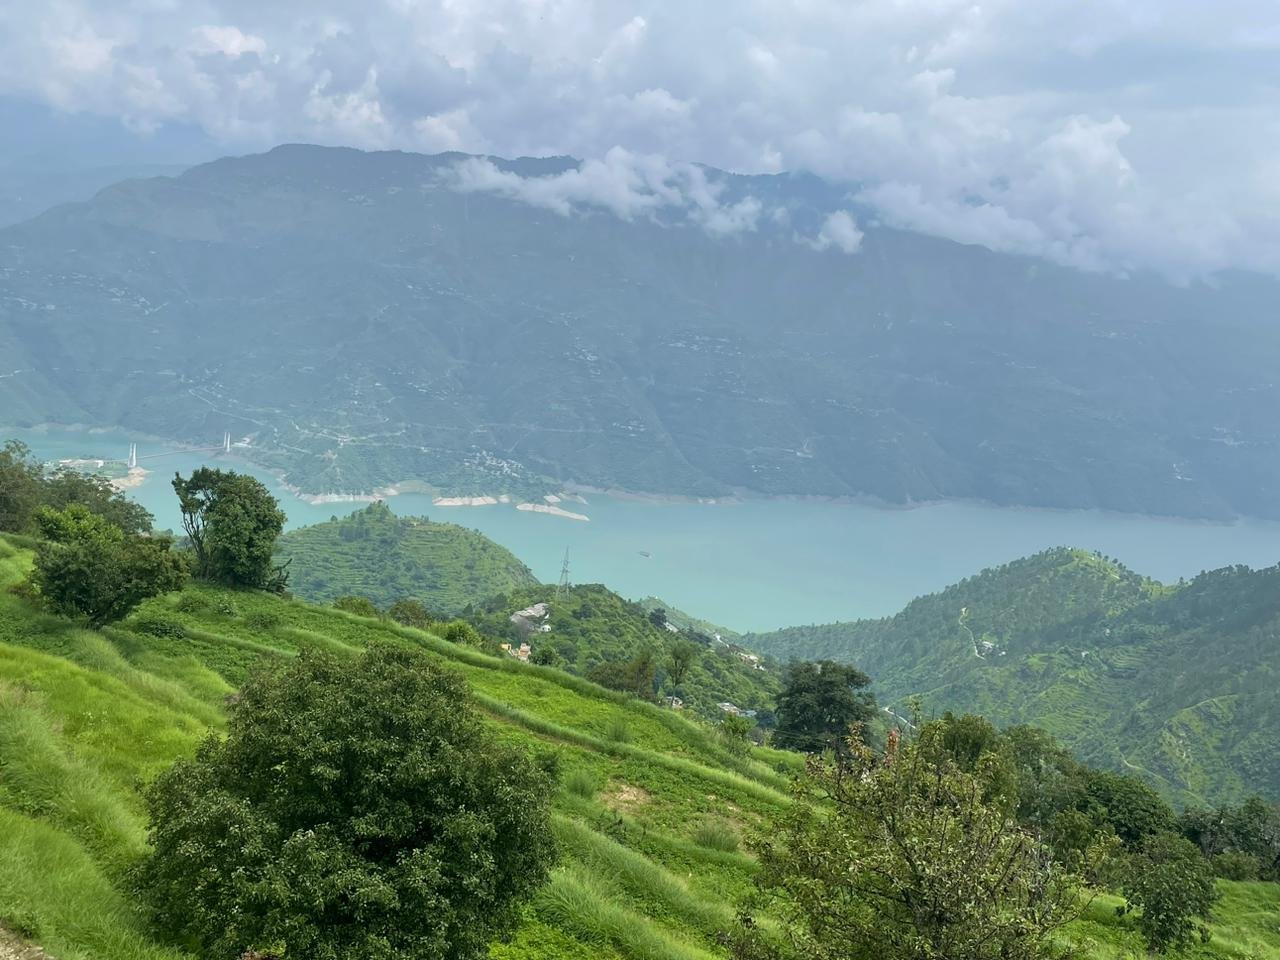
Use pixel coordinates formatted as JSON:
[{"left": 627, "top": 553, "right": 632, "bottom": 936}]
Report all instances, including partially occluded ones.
[
  {"left": 275, "top": 502, "right": 539, "bottom": 613},
  {"left": 1, "top": 534, "right": 1277, "bottom": 960},
  {"left": 745, "top": 548, "right": 1280, "bottom": 806},
  {"left": 465, "top": 583, "right": 778, "bottom": 719},
  {"left": 4, "top": 144, "right": 1280, "bottom": 518}
]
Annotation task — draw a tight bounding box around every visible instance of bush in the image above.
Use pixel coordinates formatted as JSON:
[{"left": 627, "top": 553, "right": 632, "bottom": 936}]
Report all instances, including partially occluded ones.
[
  {"left": 135, "top": 646, "right": 556, "bottom": 960},
  {"left": 693, "top": 819, "right": 739, "bottom": 853},
  {"left": 564, "top": 768, "right": 600, "bottom": 800},
  {"left": 1212, "top": 850, "right": 1260, "bottom": 881},
  {"left": 244, "top": 611, "right": 281, "bottom": 631},
  {"left": 605, "top": 716, "right": 632, "bottom": 744},
  {"left": 332, "top": 595, "right": 381, "bottom": 618},
  {"left": 212, "top": 596, "right": 238, "bottom": 617},
  {"left": 174, "top": 593, "right": 208, "bottom": 613},
  {"left": 443, "top": 619, "right": 483, "bottom": 646},
  {"left": 133, "top": 615, "right": 186, "bottom": 639}
]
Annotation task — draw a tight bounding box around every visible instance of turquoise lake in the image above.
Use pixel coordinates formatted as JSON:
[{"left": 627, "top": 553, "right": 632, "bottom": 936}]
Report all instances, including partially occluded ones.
[{"left": 9, "top": 424, "right": 1280, "bottom": 632}]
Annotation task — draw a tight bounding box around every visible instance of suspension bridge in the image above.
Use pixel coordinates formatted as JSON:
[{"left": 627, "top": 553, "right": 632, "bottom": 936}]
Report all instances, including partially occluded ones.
[{"left": 122, "top": 432, "right": 233, "bottom": 469}]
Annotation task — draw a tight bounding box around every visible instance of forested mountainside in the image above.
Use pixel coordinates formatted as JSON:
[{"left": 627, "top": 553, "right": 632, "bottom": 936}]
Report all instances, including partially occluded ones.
[
  {"left": 746, "top": 548, "right": 1280, "bottom": 806},
  {"left": 275, "top": 502, "right": 538, "bottom": 613},
  {"left": 3, "top": 144, "right": 1280, "bottom": 517}
]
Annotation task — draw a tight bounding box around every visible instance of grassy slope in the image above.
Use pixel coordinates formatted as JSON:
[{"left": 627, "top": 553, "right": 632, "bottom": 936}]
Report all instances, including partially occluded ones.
[
  {"left": 0, "top": 535, "right": 1276, "bottom": 960},
  {"left": 746, "top": 548, "right": 1280, "bottom": 806},
  {"left": 275, "top": 502, "right": 540, "bottom": 613}
]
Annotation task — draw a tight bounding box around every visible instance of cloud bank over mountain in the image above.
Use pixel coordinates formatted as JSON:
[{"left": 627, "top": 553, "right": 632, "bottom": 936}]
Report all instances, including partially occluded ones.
[{"left": 3, "top": 1, "right": 1278, "bottom": 278}]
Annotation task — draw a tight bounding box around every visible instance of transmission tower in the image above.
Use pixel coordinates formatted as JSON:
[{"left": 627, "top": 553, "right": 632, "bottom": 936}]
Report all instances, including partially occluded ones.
[{"left": 556, "top": 547, "right": 571, "bottom": 599}]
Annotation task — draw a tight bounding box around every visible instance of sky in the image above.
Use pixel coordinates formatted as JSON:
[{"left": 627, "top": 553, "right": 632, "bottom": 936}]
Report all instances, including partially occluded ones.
[{"left": 2, "top": 0, "right": 1279, "bottom": 279}]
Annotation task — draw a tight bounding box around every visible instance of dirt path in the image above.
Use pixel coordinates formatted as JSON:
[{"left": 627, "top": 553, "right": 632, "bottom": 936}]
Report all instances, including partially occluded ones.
[{"left": 0, "top": 928, "right": 51, "bottom": 960}]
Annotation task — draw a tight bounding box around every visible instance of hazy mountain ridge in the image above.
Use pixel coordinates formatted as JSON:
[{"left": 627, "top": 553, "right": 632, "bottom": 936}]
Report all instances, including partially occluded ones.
[
  {"left": 745, "top": 548, "right": 1280, "bottom": 805},
  {"left": 3, "top": 144, "right": 1280, "bottom": 517}
]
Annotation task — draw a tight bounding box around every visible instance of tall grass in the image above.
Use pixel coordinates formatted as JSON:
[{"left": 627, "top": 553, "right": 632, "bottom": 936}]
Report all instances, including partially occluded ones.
[
  {"left": 554, "top": 816, "right": 736, "bottom": 937},
  {"left": 692, "top": 819, "right": 740, "bottom": 854},
  {"left": 0, "top": 809, "right": 183, "bottom": 960},
  {"left": 0, "top": 684, "right": 147, "bottom": 877},
  {"left": 534, "top": 866, "right": 721, "bottom": 960}
]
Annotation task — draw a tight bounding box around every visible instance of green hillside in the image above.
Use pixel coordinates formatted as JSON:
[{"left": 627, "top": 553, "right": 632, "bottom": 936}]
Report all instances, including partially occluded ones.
[
  {"left": 464, "top": 583, "right": 778, "bottom": 720},
  {"left": 745, "top": 548, "right": 1280, "bottom": 806},
  {"left": 1, "top": 534, "right": 1278, "bottom": 960},
  {"left": 275, "top": 502, "right": 539, "bottom": 614}
]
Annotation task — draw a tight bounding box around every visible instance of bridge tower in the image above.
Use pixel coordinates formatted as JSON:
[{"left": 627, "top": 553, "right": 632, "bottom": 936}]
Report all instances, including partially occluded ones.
[
  {"left": 127, "top": 443, "right": 137, "bottom": 469},
  {"left": 222, "top": 432, "right": 232, "bottom": 454}
]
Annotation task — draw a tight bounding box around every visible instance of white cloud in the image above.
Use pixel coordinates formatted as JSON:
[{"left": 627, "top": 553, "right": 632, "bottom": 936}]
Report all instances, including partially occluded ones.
[
  {"left": 449, "top": 147, "right": 764, "bottom": 238},
  {"left": 194, "top": 25, "right": 267, "bottom": 58},
  {"left": 2, "top": 0, "right": 1280, "bottom": 277},
  {"left": 799, "top": 210, "right": 864, "bottom": 255}
]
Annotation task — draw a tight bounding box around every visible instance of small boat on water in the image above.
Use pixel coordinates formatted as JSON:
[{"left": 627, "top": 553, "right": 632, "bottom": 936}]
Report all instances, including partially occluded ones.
[{"left": 638, "top": 550, "right": 651, "bottom": 558}]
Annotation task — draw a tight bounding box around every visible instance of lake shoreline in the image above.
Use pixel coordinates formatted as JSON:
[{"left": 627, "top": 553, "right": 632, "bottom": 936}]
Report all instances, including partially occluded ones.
[{"left": 2, "top": 420, "right": 1260, "bottom": 529}]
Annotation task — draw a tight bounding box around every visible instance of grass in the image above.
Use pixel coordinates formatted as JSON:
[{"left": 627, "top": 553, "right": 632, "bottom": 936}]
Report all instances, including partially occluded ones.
[{"left": 692, "top": 820, "right": 740, "bottom": 854}]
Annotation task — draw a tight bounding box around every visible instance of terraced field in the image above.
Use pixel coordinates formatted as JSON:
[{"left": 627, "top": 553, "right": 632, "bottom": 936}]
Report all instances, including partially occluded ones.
[{"left": 0, "top": 535, "right": 1276, "bottom": 960}]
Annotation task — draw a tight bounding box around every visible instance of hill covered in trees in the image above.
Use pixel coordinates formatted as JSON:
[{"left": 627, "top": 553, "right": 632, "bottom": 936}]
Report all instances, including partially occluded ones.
[
  {"left": 746, "top": 548, "right": 1280, "bottom": 806},
  {"left": 464, "top": 583, "right": 779, "bottom": 720},
  {"left": 275, "top": 502, "right": 539, "bottom": 614},
  {"left": 4, "top": 144, "right": 1280, "bottom": 518}
]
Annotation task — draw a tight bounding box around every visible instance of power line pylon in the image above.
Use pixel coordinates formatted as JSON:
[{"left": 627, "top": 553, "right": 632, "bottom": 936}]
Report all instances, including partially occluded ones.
[{"left": 556, "top": 547, "right": 571, "bottom": 600}]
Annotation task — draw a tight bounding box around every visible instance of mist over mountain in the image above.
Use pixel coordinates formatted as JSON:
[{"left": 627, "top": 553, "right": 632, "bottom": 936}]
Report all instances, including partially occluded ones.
[{"left": 3, "top": 143, "right": 1280, "bottom": 518}]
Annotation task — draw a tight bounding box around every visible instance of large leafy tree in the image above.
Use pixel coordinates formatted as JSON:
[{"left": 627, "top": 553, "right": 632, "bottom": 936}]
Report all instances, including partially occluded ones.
[
  {"left": 27, "top": 505, "right": 187, "bottom": 627},
  {"left": 173, "top": 468, "right": 286, "bottom": 589},
  {"left": 42, "top": 467, "right": 154, "bottom": 534},
  {"left": 743, "top": 722, "right": 1090, "bottom": 960},
  {"left": 136, "top": 646, "right": 556, "bottom": 960},
  {"left": 665, "top": 638, "right": 700, "bottom": 688},
  {"left": 772, "top": 660, "right": 875, "bottom": 753},
  {"left": 0, "top": 440, "right": 46, "bottom": 532},
  {"left": 1121, "top": 833, "right": 1219, "bottom": 953}
]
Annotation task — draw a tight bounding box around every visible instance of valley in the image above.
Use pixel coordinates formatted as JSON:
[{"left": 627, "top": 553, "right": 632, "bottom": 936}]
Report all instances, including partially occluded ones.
[{"left": 8, "top": 425, "right": 1280, "bottom": 632}]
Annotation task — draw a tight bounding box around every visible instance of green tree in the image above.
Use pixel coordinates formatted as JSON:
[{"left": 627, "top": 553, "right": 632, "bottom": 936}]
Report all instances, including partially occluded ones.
[
  {"left": 773, "top": 660, "right": 875, "bottom": 753},
  {"left": 42, "top": 467, "right": 154, "bottom": 534},
  {"left": 720, "top": 712, "right": 755, "bottom": 756},
  {"left": 1121, "top": 833, "right": 1219, "bottom": 953},
  {"left": 1085, "top": 771, "right": 1175, "bottom": 848},
  {"left": 388, "top": 597, "right": 434, "bottom": 629},
  {"left": 666, "top": 638, "right": 700, "bottom": 687},
  {"left": 744, "top": 723, "right": 1088, "bottom": 960},
  {"left": 443, "top": 619, "right": 483, "bottom": 646},
  {"left": 0, "top": 439, "right": 44, "bottom": 532},
  {"left": 173, "top": 468, "right": 286, "bottom": 589},
  {"left": 135, "top": 646, "right": 555, "bottom": 960},
  {"left": 27, "top": 505, "right": 187, "bottom": 627}
]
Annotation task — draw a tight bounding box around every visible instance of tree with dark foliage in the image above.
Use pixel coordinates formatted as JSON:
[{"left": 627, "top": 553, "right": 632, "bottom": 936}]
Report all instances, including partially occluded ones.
[
  {"left": 173, "top": 468, "right": 286, "bottom": 590},
  {"left": 136, "top": 646, "right": 556, "bottom": 960},
  {"left": 773, "top": 660, "right": 875, "bottom": 753},
  {"left": 27, "top": 505, "right": 187, "bottom": 627}
]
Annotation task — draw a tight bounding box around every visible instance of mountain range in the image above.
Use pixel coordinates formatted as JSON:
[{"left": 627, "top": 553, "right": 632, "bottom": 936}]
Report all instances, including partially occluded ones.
[
  {"left": 745, "top": 548, "right": 1280, "bottom": 806},
  {"left": 3, "top": 144, "right": 1280, "bottom": 518}
]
